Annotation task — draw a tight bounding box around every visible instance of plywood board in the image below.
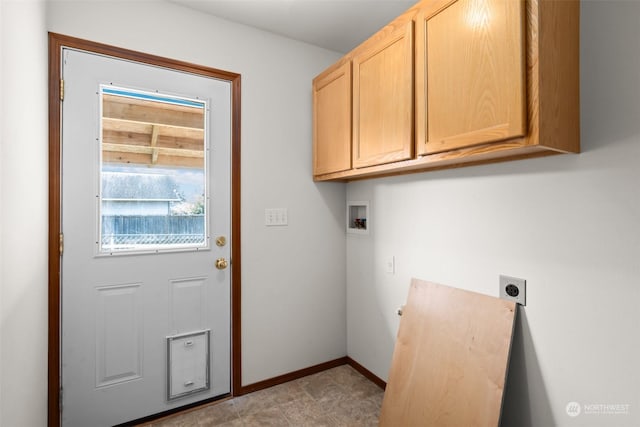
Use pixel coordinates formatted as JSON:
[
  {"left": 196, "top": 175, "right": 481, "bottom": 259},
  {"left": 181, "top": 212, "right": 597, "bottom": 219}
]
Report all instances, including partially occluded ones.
[{"left": 380, "top": 279, "right": 517, "bottom": 427}]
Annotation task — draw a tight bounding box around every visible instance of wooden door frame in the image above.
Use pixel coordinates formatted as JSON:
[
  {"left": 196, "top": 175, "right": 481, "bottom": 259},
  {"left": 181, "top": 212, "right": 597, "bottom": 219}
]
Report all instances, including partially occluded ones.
[{"left": 48, "top": 32, "right": 242, "bottom": 427}]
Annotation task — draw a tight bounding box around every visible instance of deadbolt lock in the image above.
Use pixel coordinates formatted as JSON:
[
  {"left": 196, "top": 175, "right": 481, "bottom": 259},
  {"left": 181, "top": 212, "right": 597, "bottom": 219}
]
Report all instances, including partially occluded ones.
[
  {"left": 216, "top": 236, "right": 227, "bottom": 247},
  {"left": 215, "top": 257, "right": 229, "bottom": 270}
]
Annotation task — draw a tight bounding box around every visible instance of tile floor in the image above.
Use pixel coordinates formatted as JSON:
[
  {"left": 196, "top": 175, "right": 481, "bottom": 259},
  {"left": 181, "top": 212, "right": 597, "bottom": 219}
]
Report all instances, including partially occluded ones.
[{"left": 140, "top": 365, "right": 384, "bottom": 427}]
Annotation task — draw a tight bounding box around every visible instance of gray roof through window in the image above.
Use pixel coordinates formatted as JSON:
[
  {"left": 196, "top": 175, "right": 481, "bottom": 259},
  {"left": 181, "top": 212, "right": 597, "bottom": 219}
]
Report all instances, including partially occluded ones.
[{"left": 102, "top": 172, "right": 181, "bottom": 201}]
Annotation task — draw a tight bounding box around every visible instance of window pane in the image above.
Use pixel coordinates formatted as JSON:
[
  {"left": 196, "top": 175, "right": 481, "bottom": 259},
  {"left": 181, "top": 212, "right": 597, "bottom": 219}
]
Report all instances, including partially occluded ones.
[{"left": 100, "top": 86, "right": 207, "bottom": 253}]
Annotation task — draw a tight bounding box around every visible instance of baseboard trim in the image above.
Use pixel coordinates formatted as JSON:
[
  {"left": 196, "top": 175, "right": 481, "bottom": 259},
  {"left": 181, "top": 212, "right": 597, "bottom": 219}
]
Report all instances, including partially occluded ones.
[
  {"left": 346, "top": 356, "right": 387, "bottom": 390},
  {"left": 236, "top": 355, "right": 387, "bottom": 396},
  {"left": 237, "top": 356, "right": 349, "bottom": 395}
]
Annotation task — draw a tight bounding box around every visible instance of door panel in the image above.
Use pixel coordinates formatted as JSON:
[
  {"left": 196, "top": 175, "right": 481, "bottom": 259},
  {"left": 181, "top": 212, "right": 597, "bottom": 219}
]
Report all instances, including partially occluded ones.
[
  {"left": 61, "top": 49, "right": 231, "bottom": 427},
  {"left": 94, "top": 283, "right": 143, "bottom": 388},
  {"left": 313, "top": 61, "right": 352, "bottom": 175},
  {"left": 352, "top": 21, "right": 413, "bottom": 168},
  {"left": 416, "top": 0, "right": 526, "bottom": 155},
  {"left": 170, "top": 278, "right": 207, "bottom": 332}
]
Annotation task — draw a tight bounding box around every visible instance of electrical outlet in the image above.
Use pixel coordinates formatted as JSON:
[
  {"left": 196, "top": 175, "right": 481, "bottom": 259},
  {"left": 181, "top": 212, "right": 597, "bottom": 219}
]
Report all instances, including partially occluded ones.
[{"left": 499, "top": 275, "right": 526, "bottom": 305}]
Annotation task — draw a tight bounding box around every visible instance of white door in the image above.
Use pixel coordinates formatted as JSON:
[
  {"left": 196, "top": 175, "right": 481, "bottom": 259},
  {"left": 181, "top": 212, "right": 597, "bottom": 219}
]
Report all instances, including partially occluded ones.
[{"left": 61, "top": 48, "right": 232, "bottom": 426}]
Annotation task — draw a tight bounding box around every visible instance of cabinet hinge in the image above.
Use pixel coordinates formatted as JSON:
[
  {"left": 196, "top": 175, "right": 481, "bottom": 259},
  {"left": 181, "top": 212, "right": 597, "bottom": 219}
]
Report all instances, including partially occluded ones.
[
  {"left": 60, "top": 79, "right": 64, "bottom": 101},
  {"left": 59, "top": 386, "right": 63, "bottom": 412},
  {"left": 59, "top": 233, "right": 64, "bottom": 255}
]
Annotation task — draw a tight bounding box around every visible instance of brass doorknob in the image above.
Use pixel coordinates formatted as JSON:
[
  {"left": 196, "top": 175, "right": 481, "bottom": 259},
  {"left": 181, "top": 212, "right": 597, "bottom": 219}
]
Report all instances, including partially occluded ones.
[{"left": 215, "top": 257, "right": 229, "bottom": 270}]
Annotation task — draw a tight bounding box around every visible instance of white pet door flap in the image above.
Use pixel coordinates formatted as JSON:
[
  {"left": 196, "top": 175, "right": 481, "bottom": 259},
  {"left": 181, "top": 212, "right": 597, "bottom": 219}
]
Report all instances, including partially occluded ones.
[{"left": 167, "top": 330, "right": 210, "bottom": 400}]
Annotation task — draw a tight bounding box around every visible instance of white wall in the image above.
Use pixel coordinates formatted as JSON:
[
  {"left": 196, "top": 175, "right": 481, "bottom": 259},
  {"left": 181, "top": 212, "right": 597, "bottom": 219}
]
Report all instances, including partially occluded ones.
[
  {"left": 7, "top": 1, "right": 637, "bottom": 426},
  {"left": 346, "top": 2, "right": 640, "bottom": 426},
  {"left": 0, "top": 1, "right": 3, "bottom": 420},
  {"left": 1, "top": 1, "right": 345, "bottom": 425},
  {"left": 0, "top": 1, "right": 50, "bottom": 426}
]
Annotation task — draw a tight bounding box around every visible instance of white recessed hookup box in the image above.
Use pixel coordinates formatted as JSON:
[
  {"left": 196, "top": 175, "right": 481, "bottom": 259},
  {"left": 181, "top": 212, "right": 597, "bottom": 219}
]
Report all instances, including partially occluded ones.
[{"left": 347, "top": 201, "right": 369, "bottom": 234}]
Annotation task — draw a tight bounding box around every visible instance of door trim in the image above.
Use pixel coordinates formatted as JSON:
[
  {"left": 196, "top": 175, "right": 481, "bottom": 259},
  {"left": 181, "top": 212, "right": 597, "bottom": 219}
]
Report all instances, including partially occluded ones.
[{"left": 48, "top": 32, "right": 242, "bottom": 427}]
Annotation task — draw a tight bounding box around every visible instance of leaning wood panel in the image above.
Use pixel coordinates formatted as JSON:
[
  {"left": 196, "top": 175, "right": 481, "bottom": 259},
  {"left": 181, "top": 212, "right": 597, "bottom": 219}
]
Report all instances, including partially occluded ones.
[{"left": 380, "top": 279, "right": 516, "bottom": 427}]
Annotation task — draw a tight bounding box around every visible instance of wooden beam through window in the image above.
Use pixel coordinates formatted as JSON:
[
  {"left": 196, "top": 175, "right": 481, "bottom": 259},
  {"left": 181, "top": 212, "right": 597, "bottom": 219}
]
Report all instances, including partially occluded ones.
[{"left": 101, "top": 93, "right": 205, "bottom": 168}]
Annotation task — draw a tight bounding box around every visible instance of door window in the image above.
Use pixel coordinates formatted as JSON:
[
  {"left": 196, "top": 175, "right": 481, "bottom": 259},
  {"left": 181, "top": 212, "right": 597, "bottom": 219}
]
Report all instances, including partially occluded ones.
[{"left": 99, "top": 86, "right": 208, "bottom": 253}]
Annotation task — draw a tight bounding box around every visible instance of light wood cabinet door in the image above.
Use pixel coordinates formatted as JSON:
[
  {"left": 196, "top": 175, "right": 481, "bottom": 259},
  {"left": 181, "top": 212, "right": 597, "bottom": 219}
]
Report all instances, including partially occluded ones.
[
  {"left": 416, "top": 0, "right": 526, "bottom": 155},
  {"left": 353, "top": 21, "right": 414, "bottom": 168},
  {"left": 313, "top": 62, "right": 352, "bottom": 175}
]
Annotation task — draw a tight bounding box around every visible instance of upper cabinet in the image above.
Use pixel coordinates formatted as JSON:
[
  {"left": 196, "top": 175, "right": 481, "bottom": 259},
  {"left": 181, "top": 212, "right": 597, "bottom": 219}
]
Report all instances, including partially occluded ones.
[
  {"left": 313, "top": 62, "right": 352, "bottom": 175},
  {"left": 416, "top": 0, "right": 526, "bottom": 155},
  {"left": 353, "top": 21, "right": 414, "bottom": 168},
  {"left": 312, "top": 0, "right": 580, "bottom": 182}
]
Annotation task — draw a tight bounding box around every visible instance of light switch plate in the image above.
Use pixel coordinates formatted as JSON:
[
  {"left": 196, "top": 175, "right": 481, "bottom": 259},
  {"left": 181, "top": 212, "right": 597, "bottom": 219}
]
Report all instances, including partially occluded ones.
[
  {"left": 265, "top": 208, "right": 288, "bottom": 226},
  {"left": 385, "top": 256, "right": 395, "bottom": 274}
]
